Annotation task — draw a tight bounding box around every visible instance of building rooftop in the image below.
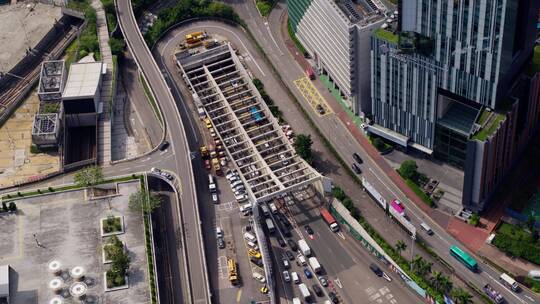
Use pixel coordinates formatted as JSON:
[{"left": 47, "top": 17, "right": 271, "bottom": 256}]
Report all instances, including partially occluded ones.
[
  {"left": 62, "top": 62, "right": 103, "bottom": 99},
  {"left": 373, "top": 28, "right": 398, "bottom": 44},
  {"left": 335, "top": 0, "right": 387, "bottom": 25},
  {"left": 472, "top": 110, "right": 505, "bottom": 141},
  {"left": 438, "top": 103, "right": 480, "bottom": 136}
]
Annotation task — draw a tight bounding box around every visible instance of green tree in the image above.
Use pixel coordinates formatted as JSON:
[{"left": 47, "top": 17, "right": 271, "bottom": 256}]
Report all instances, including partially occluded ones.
[
  {"left": 527, "top": 214, "right": 536, "bottom": 231},
  {"left": 395, "top": 240, "right": 407, "bottom": 256},
  {"left": 411, "top": 255, "right": 424, "bottom": 273},
  {"left": 109, "top": 37, "right": 126, "bottom": 56},
  {"left": 398, "top": 160, "right": 418, "bottom": 180},
  {"left": 331, "top": 187, "right": 347, "bottom": 201},
  {"left": 293, "top": 134, "right": 314, "bottom": 164},
  {"left": 129, "top": 189, "right": 161, "bottom": 214},
  {"left": 431, "top": 271, "right": 445, "bottom": 292},
  {"left": 74, "top": 166, "right": 103, "bottom": 187},
  {"left": 469, "top": 213, "right": 480, "bottom": 227},
  {"left": 372, "top": 137, "right": 385, "bottom": 151},
  {"left": 451, "top": 287, "right": 473, "bottom": 304}
]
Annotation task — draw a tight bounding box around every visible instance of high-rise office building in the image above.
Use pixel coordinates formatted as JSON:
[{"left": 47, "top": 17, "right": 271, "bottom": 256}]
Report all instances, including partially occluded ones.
[
  {"left": 288, "top": 0, "right": 387, "bottom": 115},
  {"left": 371, "top": 0, "right": 540, "bottom": 209}
]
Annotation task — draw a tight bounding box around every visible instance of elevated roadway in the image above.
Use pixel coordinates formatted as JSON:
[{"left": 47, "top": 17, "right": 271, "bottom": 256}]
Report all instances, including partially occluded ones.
[{"left": 115, "top": 1, "right": 212, "bottom": 303}]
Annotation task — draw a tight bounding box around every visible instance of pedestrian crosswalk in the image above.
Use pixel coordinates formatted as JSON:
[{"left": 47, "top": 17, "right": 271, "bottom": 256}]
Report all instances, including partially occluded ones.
[{"left": 365, "top": 286, "right": 398, "bottom": 304}]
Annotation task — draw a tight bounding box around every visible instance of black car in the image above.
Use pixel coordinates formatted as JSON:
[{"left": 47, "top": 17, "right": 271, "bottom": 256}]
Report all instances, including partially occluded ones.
[
  {"left": 369, "top": 263, "right": 383, "bottom": 277},
  {"left": 304, "top": 225, "right": 314, "bottom": 235},
  {"left": 277, "top": 237, "right": 286, "bottom": 247},
  {"left": 318, "top": 276, "right": 328, "bottom": 287},
  {"left": 158, "top": 140, "right": 170, "bottom": 151},
  {"left": 250, "top": 256, "right": 263, "bottom": 267},
  {"left": 285, "top": 250, "right": 295, "bottom": 260},
  {"left": 352, "top": 163, "right": 362, "bottom": 174},
  {"left": 287, "top": 239, "right": 298, "bottom": 251},
  {"left": 329, "top": 291, "right": 339, "bottom": 303},
  {"left": 353, "top": 153, "right": 363, "bottom": 164},
  {"left": 312, "top": 284, "right": 323, "bottom": 297},
  {"left": 316, "top": 104, "right": 325, "bottom": 115},
  {"left": 217, "top": 236, "right": 225, "bottom": 249}
]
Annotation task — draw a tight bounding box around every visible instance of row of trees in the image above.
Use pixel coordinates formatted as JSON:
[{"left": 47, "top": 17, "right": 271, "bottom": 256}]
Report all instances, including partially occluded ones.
[
  {"left": 144, "top": 0, "right": 241, "bottom": 45},
  {"left": 105, "top": 235, "right": 130, "bottom": 288}
]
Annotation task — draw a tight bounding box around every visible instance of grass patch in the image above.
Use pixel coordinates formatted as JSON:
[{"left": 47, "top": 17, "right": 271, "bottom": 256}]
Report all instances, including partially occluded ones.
[
  {"left": 102, "top": 216, "right": 122, "bottom": 233},
  {"left": 110, "top": 55, "right": 118, "bottom": 115},
  {"left": 527, "top": 45, "right": 540, "bottom": 77},
  {"left": 140, "top": 74, "right": 163, "bottom": 125},
  {"left": 405, "top": 178, "right": 435, "bottom": 207},
  {"left": 373, "top": 28, "right": 398, "bottom": 44},
  {"left": 287, "top": 20, "right": 307, "bottom": 56},
  {"left": 472, "top": 112, "right": 505, "bottom": 141},
  {"left": 492, "top": 222, "right": 540, "bottom": 265},
  {"left": 67, "top": 0, "right": 101, "bottom": 62},
  {"left": 256, "top": 0, "right": 274, "bottom": 16}
]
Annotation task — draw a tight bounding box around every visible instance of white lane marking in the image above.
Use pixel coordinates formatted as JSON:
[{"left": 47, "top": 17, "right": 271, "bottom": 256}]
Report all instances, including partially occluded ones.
[
  {"left": 204, "top": 25, "right": 266, "bottom": 77},
  {"left": 337, "top": 231, "right": 346, "bottom": 240},
  {"left": 334, "top": 278, "right": 343, "bottom": 289},
  {"left": 490, "top": 276, "right": 528, "bottom": 304},
  {"left": 265, "top": 22, "right": 283, "bottom": 55}
]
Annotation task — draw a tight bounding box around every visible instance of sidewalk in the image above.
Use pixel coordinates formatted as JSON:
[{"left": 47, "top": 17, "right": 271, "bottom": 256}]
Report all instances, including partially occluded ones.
[{"left": 91, "top": 0, "right": 113, "bottom": 166}]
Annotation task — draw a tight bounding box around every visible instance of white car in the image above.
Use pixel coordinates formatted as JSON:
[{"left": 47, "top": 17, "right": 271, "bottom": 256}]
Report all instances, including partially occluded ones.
[
  {"left": 235, "top": 193, "right": 248, "bottom": 202},
  {"left": 212, "top": 193, "right": 219, "bottom": 203},
  {"left": 282, "top": 270, "right": 291, "bottom": 282},
  {"left": 252, "top": 272, "right": 266, "bottom": 283},
  {"left": 150, "top": 167, "right": 161, "bottom": 173}
]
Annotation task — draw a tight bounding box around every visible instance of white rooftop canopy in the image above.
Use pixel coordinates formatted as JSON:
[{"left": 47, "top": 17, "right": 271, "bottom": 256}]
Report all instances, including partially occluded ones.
[
  {"left": 0, "top": 265, "right": 9, "bottom": 300},
  {"left": 62, "top": 62, "right": 103, "bottom": 99}
]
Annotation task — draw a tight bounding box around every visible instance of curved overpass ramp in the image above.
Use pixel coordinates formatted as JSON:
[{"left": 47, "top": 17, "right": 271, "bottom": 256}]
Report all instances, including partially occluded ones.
[{"left": 115, "top": 1, "right": 211, "bottom": 303}]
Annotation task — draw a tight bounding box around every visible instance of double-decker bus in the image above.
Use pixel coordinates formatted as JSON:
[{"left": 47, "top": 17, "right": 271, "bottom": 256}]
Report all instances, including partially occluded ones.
[{"left": 450, "top": 245, "right": 478, "bottom": 272}]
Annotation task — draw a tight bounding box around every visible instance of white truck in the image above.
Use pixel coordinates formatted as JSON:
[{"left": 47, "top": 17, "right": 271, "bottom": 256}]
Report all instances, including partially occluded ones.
[
  {"left": 298, "top": 239, "right": 311, "bottom": 257},
  {"left": 308, "top": 257, "right": 322, "bottom": 274},
  {"left": 298, "top": 283, "right": 311, "bottom": 301}
]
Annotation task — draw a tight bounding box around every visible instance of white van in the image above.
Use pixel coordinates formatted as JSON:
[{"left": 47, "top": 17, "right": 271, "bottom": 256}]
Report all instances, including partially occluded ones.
[
  {"left": 420, "top": 222, "right": 433, "bottom": 235},
  {"left": 500, "top": 273, "right": 519, "bottom": 291},
  {"left": 296, "top": 254, "right": 307, "bottom": 266},
  {"left": 291, "top": 271, "right": 300, "bottom": 284},
  {"left": 269, "top": 202, "right": 278, "bottom": 214},
  {"left": 246, "top": 241, "right": 259, "bottom": 250},
  {"left": 239, "top": 203, "right": 252, "bottom": 215},
  {"left": 208, "top": 174, "right": 216, "bottom": 192},
  {"left": 244, "top": 232, "right": 257, "bottom": 243},
  {"left": 261, "top": 204, "right": 270, "bottom": 217}
]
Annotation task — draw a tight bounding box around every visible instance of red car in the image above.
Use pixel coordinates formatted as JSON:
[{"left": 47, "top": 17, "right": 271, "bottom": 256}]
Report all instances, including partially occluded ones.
[{"left": 204, "top": 159, "right": 211, "bottom": 170}]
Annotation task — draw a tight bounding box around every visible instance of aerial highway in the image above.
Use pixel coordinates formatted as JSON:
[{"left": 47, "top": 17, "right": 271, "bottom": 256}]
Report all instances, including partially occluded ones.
[{"left": 115, "top": 0, "right": 212, "bottom": 303}]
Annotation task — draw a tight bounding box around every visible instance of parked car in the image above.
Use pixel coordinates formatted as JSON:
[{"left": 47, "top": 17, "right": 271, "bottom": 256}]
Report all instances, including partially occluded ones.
[
  {"left": 277, "top": 237, "right": 286, "bottom": 247},
  {"left": 353, "top": 153, "right": 363, "bottom": 164},
  {"left": 285, "top": 250, "right": 295, "bottom": 260},
  {"left": 253, "top": 272, "right": 266, "bottom": 283},
  {"left": 304, "top": 225, "right": 314, "bottom": 235},
  {"left": 217, "top": 236, "right": 225, "bottom": 249},
  {"left": 318, "top": 276, "right": 328, "bottom": 287},
  {"left": 316, "top": 104, "right": 325, "bottom": 114},
  {"left": 329, "top": 291, "right": 339, "bottom": 303},
  {"left": 282, "top": 259, "right": 290, "bottom": 269},
  {"left": 304, "top": 268, "right": 313, "bottom": 279},
  {"left": 287, "top": 239, "right": 298, "bottom": 251},
  {"left": 158, "top": 141, "right": 170, "bottom": 151},
  {"left": 369, "top": 263, "right": 383, "bottom": 277},
  {"left": 211, "top": 193, "right": 218, "bottom": 203},
  {"left": 312, "top": 284, "right": 323, "bottom": 296},
  {"left": 150, "top": 167, "right": 161, "bottom": 173},
  {"left": 283, "top": 270, "right": 291, "bottom": 282}
]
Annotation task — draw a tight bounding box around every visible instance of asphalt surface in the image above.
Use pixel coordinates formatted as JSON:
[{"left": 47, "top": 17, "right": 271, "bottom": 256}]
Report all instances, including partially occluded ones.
[
  {"left": 152, "top": 20, "right": 420, "bottom": 303},
  {"left": 149, "top": 176, "right": 188, "bottom": 304},
  {"left": 218, "top": 1, "right": 540, "bottom": 303},
  {"left": 116, "top": 1, "right": 211, "bottom": 303},
  {"left": 266, "top": 189, "right": 421, "bottom": 304}
]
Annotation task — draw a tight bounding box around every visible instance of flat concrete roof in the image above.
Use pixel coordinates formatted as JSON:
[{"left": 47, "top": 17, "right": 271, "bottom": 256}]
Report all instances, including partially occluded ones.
[{"left": 62, "top": 62, "right": 103, "bottom": 99}]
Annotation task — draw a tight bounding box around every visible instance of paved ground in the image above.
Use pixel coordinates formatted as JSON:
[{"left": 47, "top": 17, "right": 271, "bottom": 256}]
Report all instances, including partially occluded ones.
[
  {"left": 0, "top": 180, "right": 149, "bottom": 304},
  {"left": 0, "top": 2, "right": 61, "bottom": 72},
  {"left": 0, "top": 91, "right": 60, "bottom": 188}
]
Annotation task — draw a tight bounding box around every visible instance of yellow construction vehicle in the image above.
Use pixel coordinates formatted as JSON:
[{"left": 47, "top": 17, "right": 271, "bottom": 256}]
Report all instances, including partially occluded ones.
[
  {"left": 227, "top": 258, "right": 239, "bottom": 285},
  {"left": 185, "top": 31, "right": 207, "bottom": 44}
]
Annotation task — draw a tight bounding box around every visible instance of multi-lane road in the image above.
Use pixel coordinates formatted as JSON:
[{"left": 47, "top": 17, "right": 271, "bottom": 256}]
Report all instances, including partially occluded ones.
[{"left": 223, "top": 1, "right": 540, "bottom": 303}]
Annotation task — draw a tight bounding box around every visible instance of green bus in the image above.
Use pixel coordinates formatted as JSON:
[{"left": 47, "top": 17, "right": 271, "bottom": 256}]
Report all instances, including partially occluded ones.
[{"left": 450, "top": 245, "right": 478, "bottom": 272}]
